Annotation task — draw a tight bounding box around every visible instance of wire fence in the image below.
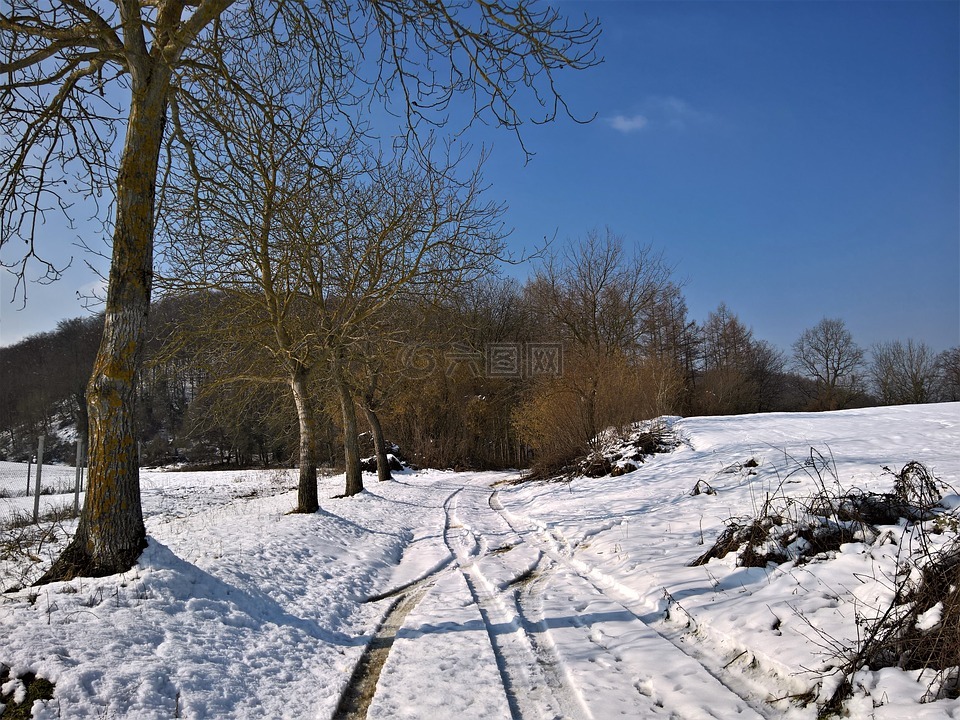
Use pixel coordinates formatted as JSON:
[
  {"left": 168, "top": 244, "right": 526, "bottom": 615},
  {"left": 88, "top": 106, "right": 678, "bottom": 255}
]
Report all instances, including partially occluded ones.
[{"left": 0, "top": 461, "right": 83, "bottom": 497}]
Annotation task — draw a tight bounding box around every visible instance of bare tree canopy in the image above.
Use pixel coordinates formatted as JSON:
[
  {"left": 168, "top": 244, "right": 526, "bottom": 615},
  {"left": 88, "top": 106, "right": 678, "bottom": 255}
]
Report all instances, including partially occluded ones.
[
  {"left": 528, "top": 228, "right": 673, "bottom": 357},
  {"left": 871, "top": 339, "right": 940, "bottom": 405},
  {"left": 2, "top": 0, "right": 600, "bottom": 275},
  {"left": 792, "top": 317, "right": 865, "bottom": 411},
  {"left": 2, "top": 0, "right": 600, "bottom": 582}
]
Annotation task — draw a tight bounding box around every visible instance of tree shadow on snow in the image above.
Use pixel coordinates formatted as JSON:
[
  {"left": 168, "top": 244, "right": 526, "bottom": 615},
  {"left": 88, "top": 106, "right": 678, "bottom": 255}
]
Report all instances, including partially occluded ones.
[
  {"left": 396, "top": 608, "right": 639, "bottom": 640},
  {"left": 138, "top": 539, "right": 369, "bottom": 649}
]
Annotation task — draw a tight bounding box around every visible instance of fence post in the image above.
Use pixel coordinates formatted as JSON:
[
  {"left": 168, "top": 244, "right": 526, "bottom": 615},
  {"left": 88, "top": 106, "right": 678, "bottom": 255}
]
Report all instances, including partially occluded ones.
[
  {"left": 33, "top": 435, "right": 44, "bottom": 524},
  {"left": 26, "top": 455, "right": 33, "bottom": 496},
  {"left": 74, "top": 437, "right": 85, "bottom": 516}
]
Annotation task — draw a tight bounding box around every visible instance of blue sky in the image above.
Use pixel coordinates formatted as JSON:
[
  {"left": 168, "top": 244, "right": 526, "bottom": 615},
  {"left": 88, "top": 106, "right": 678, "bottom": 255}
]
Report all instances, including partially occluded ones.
[
  {"left": 1, "top": 0, "right": 958, "bottom": 355},
  {"left": 489, "top": 0, "right": 960, "bottom": 353}
]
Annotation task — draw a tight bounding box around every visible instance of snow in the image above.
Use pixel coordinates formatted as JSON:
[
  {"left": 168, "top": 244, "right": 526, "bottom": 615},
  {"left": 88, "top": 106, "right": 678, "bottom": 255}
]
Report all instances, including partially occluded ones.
[
  {"left": 916, "top": 602, "right": 944, "bottom": 632},
  {"left": 1, "top": 403, "right": 958, "bottom": 718}
]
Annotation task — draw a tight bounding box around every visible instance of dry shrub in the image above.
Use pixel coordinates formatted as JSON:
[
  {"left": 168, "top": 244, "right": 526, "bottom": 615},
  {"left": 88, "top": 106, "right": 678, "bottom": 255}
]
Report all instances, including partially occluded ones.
[
  {"left": 818, "top": 535, "right": 960, "bottom": 715},
  {"left": 771, "top": 460, "right": 960, "bottom": 715},
  {"left": 514, "top": 353, "right": 683, "bottom": 479},
  {"left": 895, "top": 540, "right": 960, "bottom": 682},
  {"left": 692, "top": 455, "right": 946, "bottom": 573},
  {"left": 892, "top": 460, "right": 942, "bottom": 517},
  {"left": 512, "top": 378, "right": 592, "bottom": 477},
  {"left": 692, "top": 517, "right": 788, "bottom": 567},
  {"left": 1, "top": 502, "right": 78, "bottom": 591},
  {"left": 691, "top": 456, "right": 960, "bottom": 714}
]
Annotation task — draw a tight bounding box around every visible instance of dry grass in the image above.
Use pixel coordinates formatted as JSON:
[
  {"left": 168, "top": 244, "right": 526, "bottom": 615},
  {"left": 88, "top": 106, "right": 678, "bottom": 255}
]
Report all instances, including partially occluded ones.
[
  {"left": 0, "top": 665, "right": 55, "bottom": 719},
  {"left": 0, "top": 503, "right": 78, "bottom": 591}
]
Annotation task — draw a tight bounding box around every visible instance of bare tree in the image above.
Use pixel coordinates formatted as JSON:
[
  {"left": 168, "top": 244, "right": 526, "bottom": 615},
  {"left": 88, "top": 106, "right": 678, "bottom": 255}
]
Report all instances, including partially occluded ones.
[
  {"left": 792, "top": 317, "right": 865, "bottom": 410},
  {"left": 3, "top": 0, "right": 599, "bottom": 579},
  {"left": 157, "top": 33, "right": 354, "bottom": 512},
  {"left": 529, "top": 229, "right": 672, "bottom": 358},
  {"left": 519, "top": 229, "right": 678, "bottom": 468},
  {"left": 283, "top": 143, "right": 506, "bottom": 496},
  {"left": 747, "top": 339, "right": 787, "bottom": 412},
  {"left": 160, "top": 45, "right": 505, "bottom": 500},
  {"left": 700, "top": 304, "right": 753, "bottom": 372},
  {"left": 694, "top": 304, "right": 786, "bottom": 415},
  {"left": 359, "top": 367, "right": 394, "bottom": 483},
  {"left": 347, "top": 310, "right": 426, "bottom": 483},
  {"left": 3, "top": 0, "right": 245, "bottom": 581},
  {"left": 936, "top": 347, "right": 960, "bottom": 402},
  {"left": 870, "top": 339, "right": 940, "bottom": 405}
]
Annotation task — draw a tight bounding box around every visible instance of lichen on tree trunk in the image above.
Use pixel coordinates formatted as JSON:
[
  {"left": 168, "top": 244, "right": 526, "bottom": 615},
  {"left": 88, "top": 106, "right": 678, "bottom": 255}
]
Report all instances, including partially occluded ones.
[{"left": 38, "top": 77, "right": 168, "bottom": 584}]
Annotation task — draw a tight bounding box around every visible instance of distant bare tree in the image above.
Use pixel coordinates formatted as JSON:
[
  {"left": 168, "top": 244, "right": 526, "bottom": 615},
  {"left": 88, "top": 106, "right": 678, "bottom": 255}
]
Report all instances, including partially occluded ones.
[
  {"left": 700, "top": 304, "right": 753, "bottom": 372},
  {"left": 694, "top": 304, "right": 786, "bottom": 415},
  {"left": 792, "top": 318, "right": 865, "bottom": 410},
  {"left": 870, "top": 339, "right": 940, "bottom": 405},
  {"left": 529, "top": 229, "right": 673, "bottom": 358},
  {"left": 935, "top": 347, "right": 960, "bottom": 402},
  {"left": 747, "top": 339, "right": 787, "bottom": 411}
]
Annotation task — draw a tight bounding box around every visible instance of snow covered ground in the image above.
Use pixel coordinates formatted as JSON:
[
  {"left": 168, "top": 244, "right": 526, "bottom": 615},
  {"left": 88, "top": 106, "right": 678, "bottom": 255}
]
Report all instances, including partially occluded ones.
[{"left": 1, "top": 403, "right": 958, "bottom": 718}]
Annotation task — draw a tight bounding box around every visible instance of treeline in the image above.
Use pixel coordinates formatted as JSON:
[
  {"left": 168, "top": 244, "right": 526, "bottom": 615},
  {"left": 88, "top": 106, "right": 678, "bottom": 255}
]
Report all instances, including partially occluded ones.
[
  {"left": 0, "top": 316, "right": 103, "bottom": 463},
  {"left": 2, "top": 229, "right": 958, "bottom": 475}
]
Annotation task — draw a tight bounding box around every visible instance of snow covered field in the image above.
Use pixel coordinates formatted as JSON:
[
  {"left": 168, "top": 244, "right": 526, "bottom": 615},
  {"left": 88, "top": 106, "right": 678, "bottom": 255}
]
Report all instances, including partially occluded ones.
[{"left": 1, "top": 404, "right": 958, "bottom": 718}]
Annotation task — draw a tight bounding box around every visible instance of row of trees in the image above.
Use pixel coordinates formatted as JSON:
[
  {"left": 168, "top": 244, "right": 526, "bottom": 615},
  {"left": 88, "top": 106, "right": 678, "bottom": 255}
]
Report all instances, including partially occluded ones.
[
  {"left": 792, "top": 319, "right": 960, "bottom": 410},
  {"left": 5, "top": 231, "right": 958, "bottom": 482},
  {"left": 2, "top": 0, "right": 602, "bottom": 580}
]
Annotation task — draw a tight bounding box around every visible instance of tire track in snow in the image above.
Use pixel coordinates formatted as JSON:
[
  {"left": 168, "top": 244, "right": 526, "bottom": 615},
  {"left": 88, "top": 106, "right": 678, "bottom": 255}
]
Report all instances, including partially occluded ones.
[
  {"left": 490, "top": 490, "right": 768, "bottom": 720},
  {"left": 443, "top": 488, "right": 588, "bottom": 720},
  {"left": 333, "top": 580, "right": 436, "bottom": 720},
  {"left": 333, "top": 485, "right": 461, "bottom": 720}
]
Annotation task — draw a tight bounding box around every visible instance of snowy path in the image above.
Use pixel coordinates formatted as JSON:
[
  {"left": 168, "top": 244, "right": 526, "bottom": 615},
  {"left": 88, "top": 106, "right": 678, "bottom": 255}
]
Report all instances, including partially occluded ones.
[{"left": 361, "top": 473, "right": 763, "bottom": 720}]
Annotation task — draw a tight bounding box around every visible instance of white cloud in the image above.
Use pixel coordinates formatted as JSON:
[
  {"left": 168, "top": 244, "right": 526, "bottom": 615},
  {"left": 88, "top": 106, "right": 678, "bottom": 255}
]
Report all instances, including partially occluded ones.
[
  {"left": 650, "top": 95, "right": 712, "bottom": 129},
  {"left": 608, "top": 96, "right": 714, "bottom": 135},
  {"left": 608, "top": 114, "right": 649, "bottom": 133}
]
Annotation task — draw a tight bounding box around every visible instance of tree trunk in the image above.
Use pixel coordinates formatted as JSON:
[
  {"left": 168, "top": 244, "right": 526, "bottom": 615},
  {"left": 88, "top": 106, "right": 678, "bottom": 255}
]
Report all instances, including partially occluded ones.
[
  {"left": 38, "top": 75, "right": 168, "bottom": 584},
  {"left": 336, "top": 373, "right": 363, "bottom": 497},
  {"left": 72, "top": 389, "right": 89, "bottom": 449},
  {"left": 290, "top": 366, "right": 319, "bottom": 512},
  {"left": 363, "top": 401, "right": 392, "bottom": 482}
]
